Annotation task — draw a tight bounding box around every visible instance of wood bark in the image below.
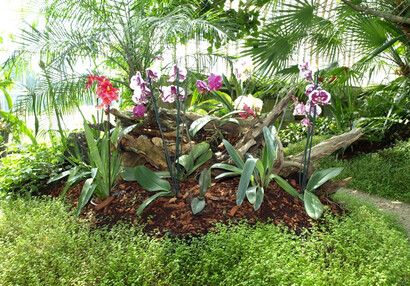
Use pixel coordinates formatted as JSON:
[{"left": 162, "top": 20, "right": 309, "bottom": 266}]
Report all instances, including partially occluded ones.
[{"left": 279, "top": 128, "right": 362, "bottom": 177}]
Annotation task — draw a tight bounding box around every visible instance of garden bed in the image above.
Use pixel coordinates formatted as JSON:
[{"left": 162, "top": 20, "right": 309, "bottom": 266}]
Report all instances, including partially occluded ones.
[{"left": 48, "top": 176, "right": 345, "bottom": 238}]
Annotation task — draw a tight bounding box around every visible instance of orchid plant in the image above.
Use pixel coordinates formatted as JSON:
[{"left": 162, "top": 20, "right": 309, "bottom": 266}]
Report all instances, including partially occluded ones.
[
  {"left": 271, "top": 62, "right": 343, "bottom": 219},
  {"left": 121, "top": 64, "right": 209, "bottom": 215},
  {"left": 189, "top": 70, "right": 258, "bottom": 138},
  {"left": 49, "top": 75, "right": 122, "bottom": 215}
]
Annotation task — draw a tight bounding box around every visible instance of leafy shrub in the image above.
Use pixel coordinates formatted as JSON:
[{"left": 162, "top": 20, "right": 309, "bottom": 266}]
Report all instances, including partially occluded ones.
[
  {"left": 279, "top": 116, "right": 333, "bottom": 147},
  {"left": 0, "top": 143, "right": 65, "bottom": 196}
]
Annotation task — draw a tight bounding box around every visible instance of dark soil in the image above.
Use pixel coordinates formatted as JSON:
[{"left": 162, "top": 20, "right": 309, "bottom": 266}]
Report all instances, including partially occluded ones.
[{"left": 48, "top": 176, "right": 345, "bottom": 238}]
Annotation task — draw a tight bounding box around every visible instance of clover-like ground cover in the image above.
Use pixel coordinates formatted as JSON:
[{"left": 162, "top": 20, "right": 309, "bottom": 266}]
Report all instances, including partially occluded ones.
[{"left": 0, "top": 193, "right": 408, "bottom": 285}]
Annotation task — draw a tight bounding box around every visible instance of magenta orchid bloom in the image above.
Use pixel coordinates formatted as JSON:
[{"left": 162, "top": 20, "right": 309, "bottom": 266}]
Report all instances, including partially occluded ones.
[
  {"left": 300, "top": 118, "right": 311, "bottom": 127},
  {"left": 161, "top": 85, "right": 185, "bottom": 103},
  {"left": 239, "top": 104, "right": 256, "bottom": 119},
  {"left": 130, "top": 72, "right": 144, "bottom": 90},
  {"left": 305, "top": 101, "right": 322, "bottom": 117},
  {"left": 196, "top": 80, "right": 209, "bottom": 94},
  {"left": 168, "top": 65, "right": 186, "bottom": 82},
  {"left": 308, "top": 88, "right": 331, "bottom": 105},
  {"left": 133, "top": 104, "right": 146, "bottom": 119},
  {"left": 305, "top": 84, "right": 315, "bottom": 95},
  {"left": 299, "top": 62, "right": 313, "bottom": 83},
  {"left": 293, "top": 103, "right": 306, "bottom": 116},
  {"left": 146, "top": 68, "right": 160, "bottom": 82},
  {"left": 207, "top": 73, "right": 222, "bottom": 91}
]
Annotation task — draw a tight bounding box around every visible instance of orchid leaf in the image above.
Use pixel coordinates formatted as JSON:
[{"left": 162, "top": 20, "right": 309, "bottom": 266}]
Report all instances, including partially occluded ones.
[
  {"left": 210, "top": 90, "right": 234, "bottom": 112},
  {"left": 236, "top": 158, "right": 257, "bottom": 206},
  {"left": 220, "top": 117, "right": 240, "bottom": 127},
  {"left": 199, "top": 168, "right": 212, "bottom": 197},
  {"left": 245, "top": 186, "right": 258, "bottom": 204},
  {"left": 222, "top": 73, "right": 232, "bottom": 94},
  {"left": 191, "top": 197, "right": 206, "bottom": 214},
  {"left": 306, "top": 167, "right": 344, "bottom": 192},
  {"left": 118, "top": 124, "right": 138, "bottom": 138},
  {"left": 304, "top": 191, "right": 324, "bottom": 220},
  {"left": 192, "top": 142, "right": 211, "bottom": 159},
  {"left": 222, "top": 139, "right": 244, "bottom": 169},
  {"left": 189, "top": 117, "right": 217, "bottom": 137},
  {"left": 270, "top": 174, "right": 301, "bottom": 199},
  {"left": 122, "top": 166, "right": 170, "bottom": 192},
  {"left": 191, "top": 149, "right": 212, "bottom": 174},
  {"left": 254, "top": 187, "right": 264, "bottom": 211},
  {"left": 178, "top": 153, "right": 194, "bottom": 175},
  {"left": 155, "top": 171, "right": 171, "bottom": 178},
  {"left": 137, "top": 191, "right": 173, "bottom": 216}
]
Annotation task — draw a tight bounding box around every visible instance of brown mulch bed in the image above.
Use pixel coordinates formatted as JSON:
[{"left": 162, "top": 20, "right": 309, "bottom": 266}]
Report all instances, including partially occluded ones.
[{"left": 48, "top": 175, "right": 345, "bottom": 238}]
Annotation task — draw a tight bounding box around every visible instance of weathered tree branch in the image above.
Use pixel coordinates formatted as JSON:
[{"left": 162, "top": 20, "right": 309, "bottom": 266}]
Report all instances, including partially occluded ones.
[
  {"left": 279, "top": 128, "right": 362, "bottom": 177},
  {"left": 233, "top": 87, "right": 296, "bottom": 157},
  {"left": 341, "top": 0, "right": 410, "bottom": 25}
]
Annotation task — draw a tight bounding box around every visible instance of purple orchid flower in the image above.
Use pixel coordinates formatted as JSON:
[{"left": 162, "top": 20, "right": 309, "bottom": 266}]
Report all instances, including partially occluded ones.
[
  {"left": 207, "top": 73, "right": 222, "bottom": 91},
  {"left": 133, "top": 104, "right": 146, "bottom": 119},
  {"left": 196, "top": 80, "right": 209, "bottom": 94},
  {"left": 308, "top": 88, "right": 331, "bottom": 105},
  {"left": 168, "top": 65, "right": 186, "bottom": 82}
]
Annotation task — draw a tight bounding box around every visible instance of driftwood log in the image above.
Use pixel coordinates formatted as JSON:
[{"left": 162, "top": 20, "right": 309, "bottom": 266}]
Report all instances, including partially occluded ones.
[{"left": 111, "top": 89, "right": 362, "bottom": 180}]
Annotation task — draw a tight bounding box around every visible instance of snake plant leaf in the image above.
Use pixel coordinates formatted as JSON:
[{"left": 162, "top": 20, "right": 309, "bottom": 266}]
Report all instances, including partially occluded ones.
[
  {"left": 137, "top": 191, "right": 174, "bottom": 216},
  {"left": 270, "top": 174, "right": 301, "bottom": 199},
  {"left": 76, "top": 176, "right": 97, "bottom": 216},
  {"left": 84, "top": 121, "right": 104, "bottom": 173},
  {"left": 245, "top": 186, "right": 258, "bottom": 204}
]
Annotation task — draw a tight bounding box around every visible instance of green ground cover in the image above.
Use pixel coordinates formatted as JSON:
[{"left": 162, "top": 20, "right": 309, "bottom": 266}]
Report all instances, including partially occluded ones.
[
  {"left": 0, "top": 193, "right": 408, "bottom": 285},
  {"left": 319, "top": 139, "right": 410, "bottom": 203},
  {"left": 285, "top": 138, "right": 410, "bottom": 204},
  {"left": 0, "top": 138, "right": 408, "bottom": 285}
]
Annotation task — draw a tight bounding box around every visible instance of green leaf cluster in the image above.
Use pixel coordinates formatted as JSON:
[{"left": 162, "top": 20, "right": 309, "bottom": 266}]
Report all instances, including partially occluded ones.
[{"left": 212, "top": 125, "right": 278, "bottom": 210}]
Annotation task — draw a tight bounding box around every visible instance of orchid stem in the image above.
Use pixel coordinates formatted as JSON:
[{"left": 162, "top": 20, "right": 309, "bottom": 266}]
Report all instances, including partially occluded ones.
[
  {"left": 107, "top": 105, "right": 111, "bottom": 197},
  {"left": 147, "top": 76, "right": 177, "bottom": 194}
]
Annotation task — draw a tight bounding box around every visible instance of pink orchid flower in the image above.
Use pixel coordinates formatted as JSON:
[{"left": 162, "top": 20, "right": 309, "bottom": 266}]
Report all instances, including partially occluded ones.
[
  {"left": 195, "top": 80, "right": 209, "bottom": 94},
  {"left": 308, "top": 88, "right": 331, "bottom": 105},
  {"left": 132, "top": 104, "right": 146, "bottom": 119},
  {"left": 207, "top": 73, "right": 222, "bottom": 91},
  {"left": 239, "top": 104, "right": 256, "bottom": 119},
  {"left": 168, "top": 65, "right": 186, "bottom": 82}
]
